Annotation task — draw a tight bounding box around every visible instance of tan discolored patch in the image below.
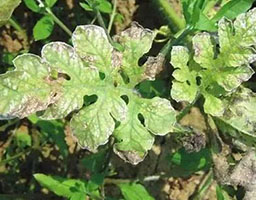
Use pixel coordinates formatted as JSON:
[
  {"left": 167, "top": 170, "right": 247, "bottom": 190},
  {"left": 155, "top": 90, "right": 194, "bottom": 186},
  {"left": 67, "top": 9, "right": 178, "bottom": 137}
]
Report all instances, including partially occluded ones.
[
  {"left": 113, "top": 148, "right": 146, "bottom": 165},
  {"left": 143, "top": 54, "right": 165, "bottom": 81}
]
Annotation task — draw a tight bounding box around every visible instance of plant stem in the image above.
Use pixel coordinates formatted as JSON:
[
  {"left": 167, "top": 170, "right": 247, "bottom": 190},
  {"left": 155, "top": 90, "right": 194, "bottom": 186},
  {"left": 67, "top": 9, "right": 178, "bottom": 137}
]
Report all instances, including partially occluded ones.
[
  {"left": 8, "top": 17, "right": 30, "bottom": 50},
  {"left": 0, "top": 149, "right": 30, "bottom": 166},
  {"left": 46, "top": 8, "right": 72, "bottom": 36},
  {"left": 108, "top": 0, "right": 117, "bottom": 33},
  {"left": 96, "top": 9, "right": 115, "bottom": 46},
  {"left": 36, "top": 0, "right": 72, "bottom": 37},
  {"left": 104, "top": 175, "right": 163, "bottom": 185},
  {"left": 0, "top": 119, "right": 19, "bottom": 132},
  {"left": 160, "top": 26, "right": 193, "bottom": 58},
  {"left": 176, "top": 92, "right": 202, "bottom": 122},
  {"left": 153, "top": 0, "right": 186, "bottom": 32},
  {"left": 190, "top": 170, "right": 214, "bottom": 200},
  {"left": 8, "top": 18, "right": 22, "bottom": 32}
]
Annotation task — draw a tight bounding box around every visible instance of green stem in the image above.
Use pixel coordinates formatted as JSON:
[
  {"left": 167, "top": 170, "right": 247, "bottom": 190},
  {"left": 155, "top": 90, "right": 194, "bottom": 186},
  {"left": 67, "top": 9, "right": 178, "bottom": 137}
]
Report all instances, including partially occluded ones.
[
  {"left": 108, "top": 0, "right": 117, "bottom": 33},
  {"left": 96, "top": 9, "right": 115, "bottom": 46},
  {"left": 104, "top": 178, "right": 132, "bottom": 185},
  {"left": 176, "top": 92, "right": 201, "bottom": 122},
  {"left": 104, "top": 175, "right": 164, "bottom": 185},
  {"left": 0, "top": 119, "right": 19, "bottom": 132},
  {"left": 153, "top": 0, "right": 186, "bottom": 32},
  {"left": 0, "top": 149, "right": 30, "bottom": 166},
  {"left": 8, "top": 17, "right": 29, "bottom": 50},
  {"left": 46, "top": 8, "right": 72, "bottom": 36},
  {"left": 191, "top": 170, "right": 213, "bottom": 200},
  {"left": 36, "top": 0, "right": 72, "bottom": 36},
  {"left": 8, "top": 17, "right": 22, "bottom": 32},
  {"left": 160, "top": 26, "right": 193, "bottom": 57}
]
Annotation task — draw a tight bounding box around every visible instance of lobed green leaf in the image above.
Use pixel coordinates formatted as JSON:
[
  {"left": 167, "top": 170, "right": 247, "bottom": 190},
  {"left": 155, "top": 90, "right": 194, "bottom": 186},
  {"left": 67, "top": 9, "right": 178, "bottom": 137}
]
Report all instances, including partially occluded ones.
[
  {"left": 171, "top": 9, "right": 256, "bottom": 116},
  {"left": 0, "top": 22, "right": 177, "bottom": 164}
]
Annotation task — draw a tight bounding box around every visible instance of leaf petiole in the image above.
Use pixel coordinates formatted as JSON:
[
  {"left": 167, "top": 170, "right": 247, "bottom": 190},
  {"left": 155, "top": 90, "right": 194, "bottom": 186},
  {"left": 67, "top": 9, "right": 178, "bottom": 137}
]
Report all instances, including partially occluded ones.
[{"left": 35, "top": 0, "right": 72, "bottom": 37}]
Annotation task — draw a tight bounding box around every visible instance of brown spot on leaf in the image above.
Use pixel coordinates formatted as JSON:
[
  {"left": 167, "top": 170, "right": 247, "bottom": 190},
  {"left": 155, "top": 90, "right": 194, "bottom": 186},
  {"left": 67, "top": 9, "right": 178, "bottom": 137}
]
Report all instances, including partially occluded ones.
[
  {"left": 112, "top": 49, "right": 123, "bottom": 68},
  {"left": 9, "top": 92, "right": 58, "bottom": 119},
  {"left": 143, "top": 54, "right": 165, "bottom": 80},
  {"left": 113, "top": 147, "right": 145, "bottom": 165},
  {"left": 119, "top": 21, "right": 152, "bottom": 40}
]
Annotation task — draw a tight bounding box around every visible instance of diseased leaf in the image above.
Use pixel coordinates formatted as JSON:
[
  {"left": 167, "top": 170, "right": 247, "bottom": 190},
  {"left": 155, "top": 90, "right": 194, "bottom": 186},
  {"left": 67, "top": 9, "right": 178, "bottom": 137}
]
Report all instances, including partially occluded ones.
[
  {"left": 0, "top": 55, "right": 57, "bottom": 119},
  {"left": 171, "top": 9, "right": 255, "bottom": 116},
  {"left": 72, "top": 25, "right": 113, "bottom": 76},
  {"left": 215, "top": 87, "right": 256, "bottom": 147},
  {"left": 0, "top": 0, "right": 21, "bottom": 27},
  {"left": 114, "top": 22, "right": 157, "bottom": 87},
  {"left": 0, "top": 23, "right": 177, "bottom": 164},
  {"left": 71, "top": 90, "right": 127, "bottom": 152},
  {"left": 171, "top": 46, "right": 198, "bottom": 103},
  {"left": 219, "top": 9, "right": 256, "bottom": 66},
  {"left": 114, "top": 97, "right": 176, "bottom": 165},
  {"left": 40, "top": 42, "right": 99, "bottom": 119}
]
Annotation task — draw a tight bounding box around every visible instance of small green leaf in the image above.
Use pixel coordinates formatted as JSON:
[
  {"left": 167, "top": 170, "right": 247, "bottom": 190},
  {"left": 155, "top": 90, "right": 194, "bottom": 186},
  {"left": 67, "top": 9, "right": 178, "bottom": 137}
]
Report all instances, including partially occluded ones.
[
  {"left": 34, "top": 174, "right": 87, "bottom": 198},
  {"left": 81, "top": 0, "right": 112, "bottom": 13},
  {"left": 171, "top": 46, "right": 198, "bottom": 103},
  {"left": 119, "top": 183, "right": 154, "bottom": 200},
  {"left": 80, "top": 2, "right": 93, "bottom": 12},
  {"left": 216, "top": 185, "right": 232, "bottom": 200},
  {"left": 23, "top": 0, "right": 41, "bottom": 13},
  {"left": 97, "top": 0, "right": 112, "bottom": 14},
  {"left": 0, "top": 0, "right": 21, "bottom": 26},
  {"left": 169, "top": 148, "right": 212, "bottom": 177},
  {"left": 45, "top": 0, "right": 58, "bottom": 8},
  {"left": 80, "top": 150, "right": 106, "bottom": 172},
  {"left": 15, "top": 128, "right": 31, "bottom": 148},
  {"left": 212, "top": 0, "right": 254, "bottom": 23},
  {"left": 33, "top": 15, "right": 55, "bottom": 41},
  {"left": 34, "top": 120, "right": 68, "bottom": 158}
]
